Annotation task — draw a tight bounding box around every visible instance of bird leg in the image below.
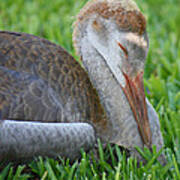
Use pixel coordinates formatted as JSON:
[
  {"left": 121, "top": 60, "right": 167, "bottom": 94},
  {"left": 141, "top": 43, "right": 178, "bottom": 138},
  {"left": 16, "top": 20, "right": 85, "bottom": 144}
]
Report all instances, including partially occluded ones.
[{"left": 0, "top": 120, "right": 95, "bottom": 165}]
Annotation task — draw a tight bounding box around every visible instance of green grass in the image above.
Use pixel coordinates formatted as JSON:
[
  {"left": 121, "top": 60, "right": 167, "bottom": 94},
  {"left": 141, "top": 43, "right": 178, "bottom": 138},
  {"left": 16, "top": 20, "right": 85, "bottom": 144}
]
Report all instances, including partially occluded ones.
[{"left": 0, "top": 0, "right": 179, "bottom": 179}]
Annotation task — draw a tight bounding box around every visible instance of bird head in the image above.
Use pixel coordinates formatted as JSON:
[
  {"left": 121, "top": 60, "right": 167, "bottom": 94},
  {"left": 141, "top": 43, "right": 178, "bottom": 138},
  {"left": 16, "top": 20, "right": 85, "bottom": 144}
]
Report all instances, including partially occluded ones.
[{"left": 73, "top": 0, "right": 148, "bottom": 79}]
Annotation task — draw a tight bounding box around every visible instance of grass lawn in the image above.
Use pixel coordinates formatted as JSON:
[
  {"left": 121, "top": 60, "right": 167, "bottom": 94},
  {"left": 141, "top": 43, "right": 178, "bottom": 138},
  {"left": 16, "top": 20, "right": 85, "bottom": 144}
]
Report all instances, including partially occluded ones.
[{"left": 0, "top": 0, "right": 180, "bottom": 179}]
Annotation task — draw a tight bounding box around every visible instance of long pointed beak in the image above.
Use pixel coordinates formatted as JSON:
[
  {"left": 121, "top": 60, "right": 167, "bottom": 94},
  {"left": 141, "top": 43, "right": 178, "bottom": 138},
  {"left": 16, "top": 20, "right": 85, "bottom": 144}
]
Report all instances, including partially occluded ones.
[{"left": 121, "top": 71, "right": 152, "bottom": 148}]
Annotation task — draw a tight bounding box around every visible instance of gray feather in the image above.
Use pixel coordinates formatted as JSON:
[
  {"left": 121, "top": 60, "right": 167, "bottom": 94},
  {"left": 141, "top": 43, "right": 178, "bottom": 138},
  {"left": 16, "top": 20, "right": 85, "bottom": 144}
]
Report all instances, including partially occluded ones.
[{"left": 0, "top": 120, "right": 95, "bottom": 163}]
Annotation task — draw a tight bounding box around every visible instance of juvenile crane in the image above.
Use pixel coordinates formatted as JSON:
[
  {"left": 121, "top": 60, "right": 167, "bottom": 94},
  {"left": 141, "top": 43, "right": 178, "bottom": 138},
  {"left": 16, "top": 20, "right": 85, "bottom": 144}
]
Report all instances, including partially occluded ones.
[{"left": 0, "top": 0, "right": 165, "bottom": 164}]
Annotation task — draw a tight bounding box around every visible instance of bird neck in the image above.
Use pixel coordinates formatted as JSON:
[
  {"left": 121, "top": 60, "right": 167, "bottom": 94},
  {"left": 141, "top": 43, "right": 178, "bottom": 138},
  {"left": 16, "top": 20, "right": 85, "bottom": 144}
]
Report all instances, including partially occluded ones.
[{"left": 80, "top": 36, "right": 143, "bottom": 148}]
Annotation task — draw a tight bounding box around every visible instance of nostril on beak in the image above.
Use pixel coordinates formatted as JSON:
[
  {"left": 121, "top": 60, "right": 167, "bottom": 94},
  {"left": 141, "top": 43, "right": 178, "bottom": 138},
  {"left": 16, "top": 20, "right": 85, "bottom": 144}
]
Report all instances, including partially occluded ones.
[{"left": 117, "top": 41, "right": 128, "bottom": 59}]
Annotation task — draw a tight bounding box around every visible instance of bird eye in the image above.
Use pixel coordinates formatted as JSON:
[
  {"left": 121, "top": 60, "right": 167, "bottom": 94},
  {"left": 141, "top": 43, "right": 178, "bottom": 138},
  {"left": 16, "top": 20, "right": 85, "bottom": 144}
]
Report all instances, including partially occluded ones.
[
  {"left": 92, "top": 20, "right": 103, "bottom": 32},
  {"left": 117, "top": 42, "right": 128, "bottom": 59}
]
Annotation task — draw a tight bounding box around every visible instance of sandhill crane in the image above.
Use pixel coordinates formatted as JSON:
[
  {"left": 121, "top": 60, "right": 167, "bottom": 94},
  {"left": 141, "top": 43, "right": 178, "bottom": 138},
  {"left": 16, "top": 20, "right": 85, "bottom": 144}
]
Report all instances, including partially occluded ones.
[{"left": 0, "top": 0, "right": 165, "bottom": 165}]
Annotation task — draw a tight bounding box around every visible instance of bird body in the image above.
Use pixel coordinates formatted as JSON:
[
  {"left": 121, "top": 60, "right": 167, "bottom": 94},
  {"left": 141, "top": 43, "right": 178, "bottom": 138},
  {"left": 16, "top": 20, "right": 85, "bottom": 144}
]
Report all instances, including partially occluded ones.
[
  {"left": 0, "top": 32, "right": 107, "bottom": 163},
  {"left": 0, "top": 31, "right": 106, "bottom": 129},
  {"left": 0, "top": 0, "right": 165, "bottom": 164}
]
